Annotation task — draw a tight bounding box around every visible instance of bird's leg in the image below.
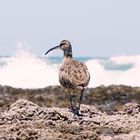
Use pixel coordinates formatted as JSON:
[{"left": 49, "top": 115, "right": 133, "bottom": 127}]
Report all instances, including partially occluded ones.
[
  {"left": 78, "top": 88, "right": 84, "bottom": 108},
  {"left": 75, "top": 87, "right": 84, "bottom": 116},
  {"left": 67, "top": 91, "right": 74, "bottom": 112}
]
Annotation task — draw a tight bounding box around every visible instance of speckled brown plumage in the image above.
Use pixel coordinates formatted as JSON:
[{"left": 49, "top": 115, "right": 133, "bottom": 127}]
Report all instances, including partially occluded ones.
[
  {"left": 45, "top": 40, "right": 90, "bottom": 116},
  {"left": 59, "top": 57, "right": 90, "bottom": 89}
]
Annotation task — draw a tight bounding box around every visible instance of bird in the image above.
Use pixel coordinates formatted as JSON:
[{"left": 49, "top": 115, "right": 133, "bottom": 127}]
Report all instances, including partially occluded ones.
[{"left": 45, "top": 40, "right": 90, "bottom": 116}]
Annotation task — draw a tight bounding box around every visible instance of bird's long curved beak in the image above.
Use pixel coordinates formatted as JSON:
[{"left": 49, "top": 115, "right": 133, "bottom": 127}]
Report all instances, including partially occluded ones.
[{"left": 45, "top": 46, "right": 60, "bottom": 55}]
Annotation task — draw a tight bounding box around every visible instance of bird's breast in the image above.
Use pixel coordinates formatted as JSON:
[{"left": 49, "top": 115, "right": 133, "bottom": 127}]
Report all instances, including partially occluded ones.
[{"left": 59, "top": 59, "right": 90, "bottom": 88}]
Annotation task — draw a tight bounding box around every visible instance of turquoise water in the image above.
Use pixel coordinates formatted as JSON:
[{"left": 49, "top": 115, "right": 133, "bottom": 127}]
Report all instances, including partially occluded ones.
[
  {"left": 0, "top": 56, "right": 133, "bottom": 71},
  {"left": 45, "top": 56, "right": 133, "bottom": 71},
  {"left": 45, "top": 56, "right": 95, "bottom": 64}
]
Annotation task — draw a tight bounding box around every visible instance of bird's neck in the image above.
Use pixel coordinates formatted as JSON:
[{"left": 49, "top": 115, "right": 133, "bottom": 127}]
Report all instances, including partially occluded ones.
[{"left": 64, "top": 46, "right": 73, "bottom": 58}]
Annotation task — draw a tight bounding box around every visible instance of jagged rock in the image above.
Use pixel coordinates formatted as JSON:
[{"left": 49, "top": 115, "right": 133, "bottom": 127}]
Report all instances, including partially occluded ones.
[
  {"left": 122, "top": 103, "right": 140, "bottom": 115},
  {"left": 0, "top": 99, "right": 140, "bottom": 140},
  {"left": 0, "top": 84, "right": 140, "bottom": 140}
]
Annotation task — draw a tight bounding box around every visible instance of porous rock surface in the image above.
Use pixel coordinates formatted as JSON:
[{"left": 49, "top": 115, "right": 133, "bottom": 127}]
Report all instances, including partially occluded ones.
[{"left": 0, "top": 99, "right": 140, "bottom": 140}]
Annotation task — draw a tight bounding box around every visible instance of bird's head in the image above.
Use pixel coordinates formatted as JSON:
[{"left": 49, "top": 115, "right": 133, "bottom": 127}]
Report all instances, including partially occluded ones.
[
  {"left": 59, "top": 40, "right": 71, "bottom": 50},
  {"left": 45, "top": 40, "right": 72, "bottom": 57}
]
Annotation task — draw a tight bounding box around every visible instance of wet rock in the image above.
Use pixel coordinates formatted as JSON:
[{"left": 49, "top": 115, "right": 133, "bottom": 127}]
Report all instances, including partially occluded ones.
[{"left": 0, "top": 84, "right": 140, "bottom": 112}]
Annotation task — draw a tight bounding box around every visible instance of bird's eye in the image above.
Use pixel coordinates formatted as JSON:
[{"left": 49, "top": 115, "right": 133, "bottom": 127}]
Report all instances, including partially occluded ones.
[{"left": 60, "top": 43, "right": 65, "bottom": 46}]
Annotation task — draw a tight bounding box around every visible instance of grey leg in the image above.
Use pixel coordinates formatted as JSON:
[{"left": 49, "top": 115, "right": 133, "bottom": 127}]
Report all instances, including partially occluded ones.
[
  {"left": 73, "top": 88, "right": 84, "bottom": 116},
  {"left": 68, "top": 91, "right": 74, "bottom": 112},
  {"left": 74, "top": 88, "right": 84, "bottom": 116},
  {"left": 78, "top": 88, "right": 84, "bottom": 109},
  {"left": 68, "top": 93, "right": 73, "bottom": 109},
  {"left": 67, "top": 88, "right": 85, "bottom": 117}
]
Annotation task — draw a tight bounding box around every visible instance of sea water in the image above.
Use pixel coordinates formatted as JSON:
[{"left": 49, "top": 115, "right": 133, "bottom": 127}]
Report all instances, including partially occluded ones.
[{"left": 0, "top": 51, "right": 140, "bottom": 89}]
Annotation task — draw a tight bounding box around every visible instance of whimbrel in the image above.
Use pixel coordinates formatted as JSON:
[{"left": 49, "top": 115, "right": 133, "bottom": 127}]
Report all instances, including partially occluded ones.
[{"left": 45, "top": 40, "right": 90, "bottom": 116}]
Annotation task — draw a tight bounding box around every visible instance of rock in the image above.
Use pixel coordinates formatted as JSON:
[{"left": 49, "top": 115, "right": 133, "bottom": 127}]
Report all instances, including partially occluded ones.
[
  {"left": 0, "top": 99, "right": 140, "bottom": 139},
  {"left": 0, "top": 84, "right": 140, "bottom": 112},
  {"left": 99, "top": 130, "right": 140, "bottom": 140},
  {"left": 0, "top": 84, "right": 140, "bottom": 140},
  {"left": 122, "top": 103, "right": 140, "bottom": 115}
]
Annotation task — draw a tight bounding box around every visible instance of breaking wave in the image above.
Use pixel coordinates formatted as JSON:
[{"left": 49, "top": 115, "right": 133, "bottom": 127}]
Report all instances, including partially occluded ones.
[{"left": 0, "top": 51, "right": 140, "bottom": 88}]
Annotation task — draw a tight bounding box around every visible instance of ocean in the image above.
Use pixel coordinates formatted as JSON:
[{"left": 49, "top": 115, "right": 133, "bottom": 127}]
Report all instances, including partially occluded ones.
[{"left": 0, "top": 51, "right": 140, "bottom": 89}]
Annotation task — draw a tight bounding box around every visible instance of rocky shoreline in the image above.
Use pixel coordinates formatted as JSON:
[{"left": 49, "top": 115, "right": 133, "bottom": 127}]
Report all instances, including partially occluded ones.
[{"left": 0, "top": 85, "right": 140, "bottom": 139}]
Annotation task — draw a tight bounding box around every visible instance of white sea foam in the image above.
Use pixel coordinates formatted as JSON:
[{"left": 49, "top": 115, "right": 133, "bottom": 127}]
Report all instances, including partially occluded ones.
[
  {"left": 86, "top": 55, "right": 140, "bottom": 87},
  {"left": 0, "top": 51, "right": 59, "bottom": 88},
  {"left": 0, "top": 51, "right": 140, "bottom": 88}
]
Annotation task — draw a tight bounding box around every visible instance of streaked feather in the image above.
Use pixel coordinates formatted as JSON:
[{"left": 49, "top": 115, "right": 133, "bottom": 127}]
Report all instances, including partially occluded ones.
[{"left": 59, "top": 57, "right": 90, "bottom": 89}]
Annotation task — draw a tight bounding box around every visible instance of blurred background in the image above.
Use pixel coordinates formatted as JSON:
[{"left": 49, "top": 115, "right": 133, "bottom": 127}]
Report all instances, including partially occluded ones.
[{"left": 0, "top": 0, "right": 140, "bottom": 88}]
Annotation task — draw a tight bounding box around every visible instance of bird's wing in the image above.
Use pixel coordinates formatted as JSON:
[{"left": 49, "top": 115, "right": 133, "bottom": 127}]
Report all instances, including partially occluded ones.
[
  {"left": 70, "top": 60, "right": 90, "bottom": 87},
  {"left": 59, "top": 65, "right": 76, "bottom": 88}
]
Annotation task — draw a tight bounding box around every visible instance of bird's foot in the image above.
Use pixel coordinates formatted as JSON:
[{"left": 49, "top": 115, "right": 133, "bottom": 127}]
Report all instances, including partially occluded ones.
[
  {"left": 74, "top": 107, "right": 82, "bottom": 116},
  {"left": 68, "top": 106, "right": 83, "bottom": 118},
  {"left": 72, "top": 108, "right": 83, "bottom": 119}
]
